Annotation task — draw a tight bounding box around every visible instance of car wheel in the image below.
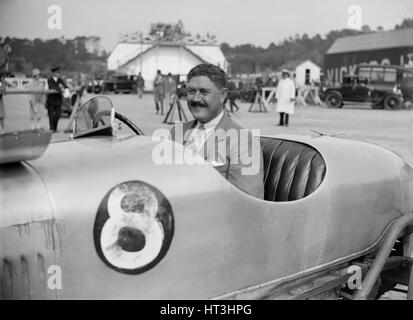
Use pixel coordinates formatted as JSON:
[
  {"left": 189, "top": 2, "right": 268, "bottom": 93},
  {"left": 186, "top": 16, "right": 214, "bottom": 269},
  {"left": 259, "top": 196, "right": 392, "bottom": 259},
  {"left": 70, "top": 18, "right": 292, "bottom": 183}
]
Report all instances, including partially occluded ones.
[
  {"left": 242, "top": 92, "right": 253, "bottom": 102},
  {"left": 325, "top": 92, "right": 343, "bottom": 108},
  {"left": 383, "top": 95, "right": 401, "bottom": 110}
]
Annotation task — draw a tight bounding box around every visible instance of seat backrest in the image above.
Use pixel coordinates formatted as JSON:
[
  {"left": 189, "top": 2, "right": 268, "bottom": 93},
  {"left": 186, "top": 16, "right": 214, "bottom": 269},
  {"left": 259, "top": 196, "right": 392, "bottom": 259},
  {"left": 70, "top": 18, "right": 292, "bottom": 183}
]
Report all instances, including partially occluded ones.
[{"left": 260, "top": 137, "right": 326, "bottom": 202}]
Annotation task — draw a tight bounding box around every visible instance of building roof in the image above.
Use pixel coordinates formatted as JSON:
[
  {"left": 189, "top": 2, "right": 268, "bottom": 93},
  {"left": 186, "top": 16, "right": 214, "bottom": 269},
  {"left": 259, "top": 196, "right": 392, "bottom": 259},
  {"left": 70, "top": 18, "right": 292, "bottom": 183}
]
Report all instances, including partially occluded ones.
[
  {"left": 185, "top": 45, "right": 226, "bottom": 67},
  {"left": 107, "top": 43, "right": 152, "bottom": 70},
  {"left": 277, "top": 59, "right": 320, "bottom": 71},
  {"left": 327, "top": 28, "right": 413, "bottom": 54},
  {"left": 107, "top": 42, "right": 226, "bottom": 71}
]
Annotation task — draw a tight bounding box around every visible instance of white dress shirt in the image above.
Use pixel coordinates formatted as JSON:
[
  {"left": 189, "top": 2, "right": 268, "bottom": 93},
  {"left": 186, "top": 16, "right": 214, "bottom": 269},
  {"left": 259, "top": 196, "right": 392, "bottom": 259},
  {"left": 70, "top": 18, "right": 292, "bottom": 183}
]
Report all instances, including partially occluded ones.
[{"left": 185, "top": 110, "right": 224, "bottom": 153}]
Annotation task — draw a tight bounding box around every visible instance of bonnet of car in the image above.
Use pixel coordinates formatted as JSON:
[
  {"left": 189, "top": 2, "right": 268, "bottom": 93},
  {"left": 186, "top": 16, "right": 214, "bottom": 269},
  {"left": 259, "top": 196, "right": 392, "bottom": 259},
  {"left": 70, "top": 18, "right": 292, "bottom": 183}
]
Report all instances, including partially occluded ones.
[{"left": 260, "top": 137, "right": 326, "bottom": 202}]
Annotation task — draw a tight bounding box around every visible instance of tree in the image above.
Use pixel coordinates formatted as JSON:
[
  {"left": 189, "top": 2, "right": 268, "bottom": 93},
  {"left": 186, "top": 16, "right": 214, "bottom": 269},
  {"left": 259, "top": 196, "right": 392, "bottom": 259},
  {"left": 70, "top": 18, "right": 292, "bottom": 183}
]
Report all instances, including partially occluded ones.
[
  {"left": 395, "top": 18, "right": 413, "bottom": 30},
  {"left": 1, "top": 36, "right": 106, "bottom": 76},
  {"left": 221, "top": 24, "right": 374, "bottom": 74}
]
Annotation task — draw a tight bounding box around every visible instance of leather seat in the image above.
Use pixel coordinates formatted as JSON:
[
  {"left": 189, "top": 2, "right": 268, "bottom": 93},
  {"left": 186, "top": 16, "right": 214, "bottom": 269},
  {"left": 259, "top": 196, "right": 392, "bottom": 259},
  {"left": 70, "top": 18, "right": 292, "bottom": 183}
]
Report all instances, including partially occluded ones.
[{"left": 260, "top": 137, "right": 326, "bottom": 202}]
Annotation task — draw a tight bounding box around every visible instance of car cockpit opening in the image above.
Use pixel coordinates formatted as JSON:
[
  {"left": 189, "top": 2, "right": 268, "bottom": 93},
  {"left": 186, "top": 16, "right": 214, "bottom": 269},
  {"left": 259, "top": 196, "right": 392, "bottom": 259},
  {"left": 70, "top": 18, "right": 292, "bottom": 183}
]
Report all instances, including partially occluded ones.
[{"left": 260, "top": 137, "right": 326, "bottom": 202}]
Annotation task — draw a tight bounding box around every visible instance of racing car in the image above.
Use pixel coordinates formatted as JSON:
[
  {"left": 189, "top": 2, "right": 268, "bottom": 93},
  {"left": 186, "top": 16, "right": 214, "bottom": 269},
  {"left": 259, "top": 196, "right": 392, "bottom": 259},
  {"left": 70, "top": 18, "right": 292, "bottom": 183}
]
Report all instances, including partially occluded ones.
[{"left": 1, "top": 96, "right": 413, "bottom": 300}]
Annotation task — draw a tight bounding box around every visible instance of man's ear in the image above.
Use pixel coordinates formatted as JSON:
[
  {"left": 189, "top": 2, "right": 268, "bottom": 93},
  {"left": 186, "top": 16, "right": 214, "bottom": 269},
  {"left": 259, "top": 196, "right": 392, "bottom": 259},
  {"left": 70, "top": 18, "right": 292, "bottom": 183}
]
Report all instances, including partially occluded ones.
[{"left": 220, "top": 88, "right": 228, "bottom": 103}]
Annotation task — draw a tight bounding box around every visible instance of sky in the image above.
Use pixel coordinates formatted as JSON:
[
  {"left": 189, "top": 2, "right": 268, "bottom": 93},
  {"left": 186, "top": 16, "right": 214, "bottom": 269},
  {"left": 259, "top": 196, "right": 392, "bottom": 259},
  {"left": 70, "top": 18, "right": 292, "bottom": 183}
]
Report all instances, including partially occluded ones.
[{"left": 1, "top": 0, "right": 412, "bottom": 52}]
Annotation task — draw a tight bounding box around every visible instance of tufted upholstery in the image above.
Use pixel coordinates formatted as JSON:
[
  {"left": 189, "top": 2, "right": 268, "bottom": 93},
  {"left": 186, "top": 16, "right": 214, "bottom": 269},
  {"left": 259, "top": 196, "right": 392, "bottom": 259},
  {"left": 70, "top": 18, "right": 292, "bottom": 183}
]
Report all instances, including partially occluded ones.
[{"left": 260, "top": 137, "right": 326, "bottom": 202}]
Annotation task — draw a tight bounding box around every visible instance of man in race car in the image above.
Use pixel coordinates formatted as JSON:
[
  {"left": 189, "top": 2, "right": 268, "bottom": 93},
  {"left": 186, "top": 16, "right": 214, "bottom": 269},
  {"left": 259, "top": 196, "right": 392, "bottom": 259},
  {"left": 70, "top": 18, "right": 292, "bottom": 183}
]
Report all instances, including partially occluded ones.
[{"left": 170, "top": 64, "right": 264, "bottom": 199}]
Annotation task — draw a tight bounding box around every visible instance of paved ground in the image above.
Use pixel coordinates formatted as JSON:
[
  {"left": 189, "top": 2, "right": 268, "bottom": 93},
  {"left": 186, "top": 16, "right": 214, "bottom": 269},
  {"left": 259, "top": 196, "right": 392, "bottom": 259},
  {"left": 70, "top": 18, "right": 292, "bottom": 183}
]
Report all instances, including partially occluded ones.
[
  {"left": 3, "top": 92, "right": 413, "bottom": 164},
  {"left": 2, "top": 92, "right": 412, "bottom": 299}
]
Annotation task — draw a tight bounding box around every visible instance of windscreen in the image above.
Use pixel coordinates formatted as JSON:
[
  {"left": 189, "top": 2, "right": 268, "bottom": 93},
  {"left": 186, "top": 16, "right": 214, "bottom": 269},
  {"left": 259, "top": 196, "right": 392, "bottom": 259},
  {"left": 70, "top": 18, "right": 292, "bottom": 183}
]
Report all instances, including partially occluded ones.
[{"left": 74, "top": 96, "right": 114, "bottom": 137}]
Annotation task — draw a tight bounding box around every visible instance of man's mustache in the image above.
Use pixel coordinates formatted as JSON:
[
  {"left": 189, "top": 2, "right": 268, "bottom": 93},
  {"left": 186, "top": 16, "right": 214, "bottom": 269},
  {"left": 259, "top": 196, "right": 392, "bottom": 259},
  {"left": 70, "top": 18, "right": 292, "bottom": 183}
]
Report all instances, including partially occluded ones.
[{"left": 189, "top": 101, "right": 207, "bottom": 108}]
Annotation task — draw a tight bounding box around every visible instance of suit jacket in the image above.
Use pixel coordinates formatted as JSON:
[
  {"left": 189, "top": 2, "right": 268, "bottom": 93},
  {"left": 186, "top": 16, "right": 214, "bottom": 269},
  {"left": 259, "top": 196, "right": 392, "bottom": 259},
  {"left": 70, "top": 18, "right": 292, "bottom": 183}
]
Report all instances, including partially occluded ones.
[
  {"left": 47, "top": 77, "right": 67, "bottom": 105},
  {"left": 153, "top": 75, "right": 165, "bottom": 96},
  {"left": 170, "top": 113, "right": 264, "bottom": 199}
]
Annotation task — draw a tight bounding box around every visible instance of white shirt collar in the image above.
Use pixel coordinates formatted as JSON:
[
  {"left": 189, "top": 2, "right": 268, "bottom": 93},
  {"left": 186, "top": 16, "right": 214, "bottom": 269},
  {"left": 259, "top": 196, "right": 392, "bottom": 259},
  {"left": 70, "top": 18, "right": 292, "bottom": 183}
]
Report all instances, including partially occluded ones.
[
  {"left": 53, "top": 76, "right": 58, "bottom": 82},
  {"left": 197, "top": 110, "right": 224, "bottom": 130}
]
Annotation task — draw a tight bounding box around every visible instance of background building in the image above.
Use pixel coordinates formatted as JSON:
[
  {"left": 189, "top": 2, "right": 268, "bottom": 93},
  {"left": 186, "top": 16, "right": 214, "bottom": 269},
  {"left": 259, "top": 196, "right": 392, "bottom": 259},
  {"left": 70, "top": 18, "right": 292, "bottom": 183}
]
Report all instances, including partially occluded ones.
[
  {"left": 107, "top": 21, "right": 227, "bottom": 91},
  {"left": 277, "top": 59, "right": 321, "bottom": 88},
  {"left": 325, "top": 28, "right": 413, "bottom": 84}
]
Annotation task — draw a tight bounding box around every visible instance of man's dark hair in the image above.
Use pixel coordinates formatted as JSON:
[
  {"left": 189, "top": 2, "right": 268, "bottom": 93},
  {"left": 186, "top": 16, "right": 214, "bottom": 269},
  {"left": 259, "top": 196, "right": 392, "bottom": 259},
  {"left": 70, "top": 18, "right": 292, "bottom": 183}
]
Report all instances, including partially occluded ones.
[{"left": 187, "top": 64, "right": 227, "bottom": 89}]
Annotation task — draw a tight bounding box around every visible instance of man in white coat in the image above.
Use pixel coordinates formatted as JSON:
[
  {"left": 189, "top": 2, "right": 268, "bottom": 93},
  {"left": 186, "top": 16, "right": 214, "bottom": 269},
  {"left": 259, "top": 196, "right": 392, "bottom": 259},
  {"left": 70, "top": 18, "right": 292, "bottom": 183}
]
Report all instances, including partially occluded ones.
[{"left": 275, "top": 70, "right": 296, "bottom": 126}]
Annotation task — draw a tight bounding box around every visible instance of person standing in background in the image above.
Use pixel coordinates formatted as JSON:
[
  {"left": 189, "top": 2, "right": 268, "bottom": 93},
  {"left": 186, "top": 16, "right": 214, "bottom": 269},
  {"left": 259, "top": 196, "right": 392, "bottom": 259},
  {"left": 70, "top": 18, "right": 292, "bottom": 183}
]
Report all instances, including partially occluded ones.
[
  {"left": 136, "top": 72, "right": 145, "bottom": 99},
  {"left": 225, "top": 78, "right": 239, "bottom": 112},
  {"left": 76, "top": 72, "right": 86, "bottom": 106},
  {"left": 165, "top": 73, "right": 177, "bottom": 109},
  {"left": 275, "top": 69, "right": 296, "bottom": 126},
  {"left": 0, "top": 72, "right": 6, "bottom": 133},
  {"left": 46, "top": 66, "right": 68, "bottom": 132},
  {"left": 153, "top": 70, "right": 165, "bottom": 115},
  {"left": 28, "top": 68, "right": 45, "bottom": 129}
]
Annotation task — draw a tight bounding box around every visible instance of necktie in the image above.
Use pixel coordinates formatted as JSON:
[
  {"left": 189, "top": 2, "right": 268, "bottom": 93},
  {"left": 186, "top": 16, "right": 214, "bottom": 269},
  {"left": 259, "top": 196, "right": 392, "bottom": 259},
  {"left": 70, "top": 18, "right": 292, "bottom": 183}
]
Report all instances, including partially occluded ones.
[{"left": 185, "top": 123, "right": 206, "bottom": 153}]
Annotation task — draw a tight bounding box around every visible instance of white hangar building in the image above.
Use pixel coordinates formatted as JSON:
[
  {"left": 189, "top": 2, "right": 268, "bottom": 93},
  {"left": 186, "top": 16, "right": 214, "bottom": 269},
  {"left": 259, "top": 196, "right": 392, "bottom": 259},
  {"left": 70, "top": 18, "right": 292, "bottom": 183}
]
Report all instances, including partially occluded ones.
[
  {"left": 107, "top": 23, "right": 227, "bottom": 91},
  {"left": 277, "top": 59, "right": 322, "bottom": 88}
]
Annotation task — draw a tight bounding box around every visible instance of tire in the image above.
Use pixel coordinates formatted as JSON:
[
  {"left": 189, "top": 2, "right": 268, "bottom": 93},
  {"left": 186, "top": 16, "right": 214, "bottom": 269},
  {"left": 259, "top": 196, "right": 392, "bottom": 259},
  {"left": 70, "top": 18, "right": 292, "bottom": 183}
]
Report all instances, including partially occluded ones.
[
  {"left": 325, "top": 92, "right": 343, "bottom": 108},
  {"left": 241, "top": 91, "right": 253, "bottom": 103},
  {"left": 383, "top": 95, "right": 401, "bottom": 110}
]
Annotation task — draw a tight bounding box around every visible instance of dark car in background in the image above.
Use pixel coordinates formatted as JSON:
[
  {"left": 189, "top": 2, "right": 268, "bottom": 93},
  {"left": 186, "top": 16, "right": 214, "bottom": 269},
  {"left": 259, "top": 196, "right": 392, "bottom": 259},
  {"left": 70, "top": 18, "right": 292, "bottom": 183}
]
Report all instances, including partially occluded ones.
[
  {"left": 321, "top": 64, "right": 413, "bottom": 109},
  {"left": 87, "top": 74, "right": 138, "bottom": 94},
  {"left": 103, "top": 74, "right": 137, "bottom": 94},
  {"left": 86, "top": 79, "right": 104, "bottom": 94}
]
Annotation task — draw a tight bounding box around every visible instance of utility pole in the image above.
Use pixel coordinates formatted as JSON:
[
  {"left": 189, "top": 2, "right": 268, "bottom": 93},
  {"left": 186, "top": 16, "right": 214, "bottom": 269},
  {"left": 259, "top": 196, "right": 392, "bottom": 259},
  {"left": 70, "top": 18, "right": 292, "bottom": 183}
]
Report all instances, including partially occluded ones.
[{"left": 139, "top": 31, "right": 143, "bottom": 74}]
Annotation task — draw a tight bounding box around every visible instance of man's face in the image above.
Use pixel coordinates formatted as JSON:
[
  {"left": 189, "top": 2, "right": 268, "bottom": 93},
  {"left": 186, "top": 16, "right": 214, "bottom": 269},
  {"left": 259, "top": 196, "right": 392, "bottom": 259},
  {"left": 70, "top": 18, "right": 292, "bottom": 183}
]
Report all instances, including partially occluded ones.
[{"left": 187, "top": 75, "right": 227, "bottom": 123}]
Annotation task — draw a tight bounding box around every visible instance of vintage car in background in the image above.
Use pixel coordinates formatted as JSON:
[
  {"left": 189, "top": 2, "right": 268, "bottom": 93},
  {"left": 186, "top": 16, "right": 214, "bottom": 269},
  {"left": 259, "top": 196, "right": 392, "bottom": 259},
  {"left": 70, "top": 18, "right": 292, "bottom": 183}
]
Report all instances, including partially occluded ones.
[
  {"left": 87, "top": 74, "right": 137, "bottom": 95},
  {"left": 321, "top": 64, "right": 413, "bottom": 110},
  {"left": 102, "top": 74, "right": 137, "bottom": 94},
  {"left": 1, "top": 96, "right": 413, "bottom": 300},
  {"left": 86, "top": 79, "right": 104, "bottom": 94}
]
